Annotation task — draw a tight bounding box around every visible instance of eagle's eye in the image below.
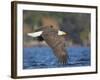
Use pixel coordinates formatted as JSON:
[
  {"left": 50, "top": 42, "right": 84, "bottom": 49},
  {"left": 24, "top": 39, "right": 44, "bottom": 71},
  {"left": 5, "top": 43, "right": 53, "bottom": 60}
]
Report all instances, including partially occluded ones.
[{"left": 50, "top": 25, "right": 53, "bottom": 28}]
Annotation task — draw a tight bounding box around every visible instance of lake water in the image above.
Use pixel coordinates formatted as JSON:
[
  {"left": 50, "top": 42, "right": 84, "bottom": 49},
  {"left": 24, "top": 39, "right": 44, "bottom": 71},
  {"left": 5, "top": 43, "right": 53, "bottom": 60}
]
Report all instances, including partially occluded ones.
[{"left": 23, "top": 46, "right": 90, "bottom": 69}]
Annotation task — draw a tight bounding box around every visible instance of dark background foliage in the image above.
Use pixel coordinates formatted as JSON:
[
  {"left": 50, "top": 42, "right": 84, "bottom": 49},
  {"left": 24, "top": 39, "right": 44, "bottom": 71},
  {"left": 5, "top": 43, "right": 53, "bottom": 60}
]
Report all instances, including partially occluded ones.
[{"left": 23, "top": 10, "right": 90, "bottom": 47}]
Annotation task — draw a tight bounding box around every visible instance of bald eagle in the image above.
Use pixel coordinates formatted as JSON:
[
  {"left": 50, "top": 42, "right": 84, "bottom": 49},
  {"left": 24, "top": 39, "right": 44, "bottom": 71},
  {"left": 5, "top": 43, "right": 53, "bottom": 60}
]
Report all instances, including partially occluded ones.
[
  {"left": 27, "top": 15, "right": 69, "bottom": 64},
  {"left": 27, "top": 25, "right": 68, "bottom": 64}
]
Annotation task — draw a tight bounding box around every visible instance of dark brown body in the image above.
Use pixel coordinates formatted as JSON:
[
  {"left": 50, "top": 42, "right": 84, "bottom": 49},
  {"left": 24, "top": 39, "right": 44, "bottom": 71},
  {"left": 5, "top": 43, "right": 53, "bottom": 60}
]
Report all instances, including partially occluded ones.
[{"left": 42, "top": 26, "right": 67, "bottom": 64}]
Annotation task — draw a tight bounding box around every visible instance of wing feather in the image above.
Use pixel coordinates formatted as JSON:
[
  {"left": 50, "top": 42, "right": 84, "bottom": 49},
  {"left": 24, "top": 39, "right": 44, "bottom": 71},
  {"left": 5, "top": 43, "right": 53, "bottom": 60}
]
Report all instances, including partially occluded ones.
[{"left": 42, "top": 29, "right": 67, "bottom": 64}]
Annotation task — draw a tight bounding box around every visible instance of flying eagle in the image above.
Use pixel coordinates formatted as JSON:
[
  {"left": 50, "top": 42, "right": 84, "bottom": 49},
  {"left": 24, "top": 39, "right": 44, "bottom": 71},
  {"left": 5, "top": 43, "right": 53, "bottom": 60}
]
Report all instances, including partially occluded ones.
[{"left": 27, "top": 25, "right": 68, "bottom": 64}]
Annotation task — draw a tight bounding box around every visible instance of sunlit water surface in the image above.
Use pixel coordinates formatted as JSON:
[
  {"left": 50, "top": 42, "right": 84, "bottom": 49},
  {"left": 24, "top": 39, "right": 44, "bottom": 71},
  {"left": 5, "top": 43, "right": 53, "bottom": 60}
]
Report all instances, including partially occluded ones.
[{"left": 23, "top": 46, "right": 90, "bottom": 69}]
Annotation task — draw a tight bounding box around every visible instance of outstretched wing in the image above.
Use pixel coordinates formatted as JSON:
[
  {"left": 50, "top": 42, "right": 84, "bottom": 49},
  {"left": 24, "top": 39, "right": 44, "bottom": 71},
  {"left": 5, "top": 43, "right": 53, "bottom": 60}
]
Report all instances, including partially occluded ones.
[
  {"left": 42, "top": 28, "right": 68, "bottom": 64},
  {"left": 27, "top": 28, "right": 68, "bottom": 64}
]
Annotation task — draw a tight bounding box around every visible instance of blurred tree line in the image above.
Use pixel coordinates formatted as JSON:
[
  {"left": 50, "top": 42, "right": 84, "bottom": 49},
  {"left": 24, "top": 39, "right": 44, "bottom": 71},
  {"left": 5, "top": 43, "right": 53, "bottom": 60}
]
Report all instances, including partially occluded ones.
[{"left": 23, "top": 10, "right": 91, "bottom": 47}]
